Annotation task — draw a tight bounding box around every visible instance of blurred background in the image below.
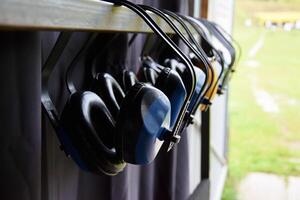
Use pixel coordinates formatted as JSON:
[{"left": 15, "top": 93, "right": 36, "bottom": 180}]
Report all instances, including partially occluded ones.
[{"left": 223, "top": 0, "right": 300, "bottom": 199}]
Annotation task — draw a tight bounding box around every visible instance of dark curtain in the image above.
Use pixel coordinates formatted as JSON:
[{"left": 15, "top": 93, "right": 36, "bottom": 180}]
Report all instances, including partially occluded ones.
[{"left": 0, "top": 1, "right": 192, "bottom": 200}]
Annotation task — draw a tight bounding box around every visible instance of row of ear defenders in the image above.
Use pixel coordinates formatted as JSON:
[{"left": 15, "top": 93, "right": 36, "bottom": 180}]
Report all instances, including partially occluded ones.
[
  {"left": 136, "top": 5, "right": 239, "bottom": 111},
  {"left": 41, "top": 0, "right": 238, "bottom": 176}
]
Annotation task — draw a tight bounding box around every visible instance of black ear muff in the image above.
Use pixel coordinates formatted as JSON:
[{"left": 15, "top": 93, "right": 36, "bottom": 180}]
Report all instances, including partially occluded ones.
[
  {"left": 164, "top": 58, "right": 185, "bottom": 75},
  {"left": 92, "top": 73, "right": 125, "bottom": 119},
  {"left": 122, "top": 70, "right": 138, "bottom": 92},
  {"left": 60, "top": 91, "right": 125, "bottom": 175},
  {"left": 155, "top": 68, "right": 186, "bottom": 129},
  {"left": 138, "top": 57, "right": 160, "bottom": 84},
  {"left": 138, "top": 67, "right": 158, "bottom": 85},
  {"left": 164, "top": 58, "right": 193, "bottom": 93},
  {"left": 115, "top": 83, "right": 171, "bottom": 165}
]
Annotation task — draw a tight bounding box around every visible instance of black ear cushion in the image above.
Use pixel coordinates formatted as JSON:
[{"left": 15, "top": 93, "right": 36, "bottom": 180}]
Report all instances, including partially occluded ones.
[
  {"left": 164, "top": 58, "right": 178, "bottom": 71},
  {"left": 164, "top": 58, "right": 186, "bottom": 77},
  {"left": 92, "top": 73, "right": 125, "bottom": 119},
  {"left": 138, "top": 67, "right": 158, "bottom": 85},
  {"left": 164, "top": 58, "right": 193, "bottom": 93},
  {"left": 122, "top": 70, "right": 138, "bottom": 92},
  {"left": 60, "top": 91, "right": 125, "bottom": 175}
]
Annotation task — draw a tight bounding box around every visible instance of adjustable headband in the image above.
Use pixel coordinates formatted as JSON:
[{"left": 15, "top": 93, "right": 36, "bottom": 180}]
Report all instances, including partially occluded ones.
[
  {"left": 65, "top": 33, "right": 100, "bottom": 94},
  {"left": 199, "top": 19, "right": 239, "bottom": 91},
  {"left": 139, "top": 6, "right": 211, "bottom": 102},
  {"left": 42, "top": 32, "right": 72, "bottom": 130},
  {"left": 200, "top": 19, "right": 236, "bottom": 67},
  {"left": 163, "top": 10, "right": 225, "bottom": 114},
  {"left": 138, "top": 5, "right": 221, "bottom": 121},
  {"left": 177, "top": 14, "right": 226, "bottom": 98},
  {"left": 65, "top": 33, "right": 122, "bottom": 94}
]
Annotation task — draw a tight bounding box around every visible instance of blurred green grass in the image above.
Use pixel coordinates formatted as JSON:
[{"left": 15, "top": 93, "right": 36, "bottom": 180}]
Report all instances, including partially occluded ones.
[{"left": 222, "top": 0, "right": 300, "bottom": 199}]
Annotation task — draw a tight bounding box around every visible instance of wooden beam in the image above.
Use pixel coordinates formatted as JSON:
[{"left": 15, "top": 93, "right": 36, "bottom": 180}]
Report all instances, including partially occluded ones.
[
  {"left": 200, "top": 0, "right": 209, "bottom": 19},
  {"left": 0, "top": 0, "right": 195, "bottom": 34}
]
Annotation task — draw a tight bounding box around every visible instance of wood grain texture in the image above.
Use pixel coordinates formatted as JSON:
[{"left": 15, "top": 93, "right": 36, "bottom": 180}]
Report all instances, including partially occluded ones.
[{"left": 0, "top": 0, "right": 195, "bottom": 34}]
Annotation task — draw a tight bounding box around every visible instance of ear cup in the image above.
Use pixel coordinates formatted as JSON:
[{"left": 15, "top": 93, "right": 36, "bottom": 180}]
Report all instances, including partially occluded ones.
[
  {"left": 138, "top": 67, "right": 158, "bottom": 85},
  {"left": 190, "top": 55, "right": 218, "bottom": 110},
  {"left": 164, "top": 58, "right": 193, "bottom": 93},
  {"left": 60, "top": 91, "right": 125, "bottom": 175},
  {"left": 155, "top": 68, "right": 186, "bottom": 129},
  {"left": 115, "top": 83, "right": 171, "bottom": 165},
  {"left": 122, "top": 70, "right": 138, "bottom": 92},
  {"left": 164, "top": 58, "right": 208, "bottom": 113},
  {"left": 138, "top": 57, "right": 160, "bottom": 85},
  {"left": 139, "top": 58, "right": 187, "bottom": 129},
  {"left": 92, "top": 73, "right": 125, "bottom": 119},
  {"left": 187, "top": 67, "right": 206, "bottom": 112}
]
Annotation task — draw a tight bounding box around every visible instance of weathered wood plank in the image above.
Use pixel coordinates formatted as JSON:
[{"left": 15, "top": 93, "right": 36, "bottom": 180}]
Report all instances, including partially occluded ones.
[{"left": 0, "top": 0, "right": 189, "bottom": 33}]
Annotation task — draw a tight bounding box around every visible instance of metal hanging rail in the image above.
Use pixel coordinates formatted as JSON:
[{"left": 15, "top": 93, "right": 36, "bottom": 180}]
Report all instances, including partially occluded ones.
[{"left": 0, "top": 0, "right": 194, "bottom": 34}]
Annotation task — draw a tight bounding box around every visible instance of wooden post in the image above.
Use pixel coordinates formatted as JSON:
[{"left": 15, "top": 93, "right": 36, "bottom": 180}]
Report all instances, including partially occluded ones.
[{"left": 200, "top": 0, "right": 209, "bottom": 18}]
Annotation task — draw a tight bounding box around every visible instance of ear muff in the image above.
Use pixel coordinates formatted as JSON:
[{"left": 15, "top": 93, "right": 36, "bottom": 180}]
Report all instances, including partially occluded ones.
[
  {"left": 164, "top": 58, "right": 186, "bottom": 75},
  {"left": 164, "top": 58, "right": 207, "bottom": 113},
  {"left": 164, "top": 58, "right": 193, "bottom": 93},
  {"left": 138, "top": 58, "right": 187, "bottom": 128},
  {"left": 187, "top": 67, "right": 206, "bottom": 112},
  {"left": 91, "top": 73, "right": 125, "bottom": 119},
  {"left": 122, "top": 70, "right": 138, "bottom": 92},
  {"left": 154, "top": 68, "right": 186, "bottom": 129},
  {"left": 138, "top": 56, "right": 160, "bottom": 85},
  {"left": 138, "top": 67, "right": 158, "bottom": 85},
  {"left": 190, "top": 55, "right": 218, "bottom": 111},
  {"left": 200, "top": 58, "right": 219, "bottom": 111},
  {"left": 115, "top": 83, "right": 171, "bottom": 165},
  {"left": 60, "top": 91, "right": 126, "bottom": 175}
]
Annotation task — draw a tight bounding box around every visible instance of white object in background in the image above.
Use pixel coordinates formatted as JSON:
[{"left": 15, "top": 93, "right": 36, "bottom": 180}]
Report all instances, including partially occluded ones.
[{"left": 244, "top": 19, "right": 252, "bottom": 27}]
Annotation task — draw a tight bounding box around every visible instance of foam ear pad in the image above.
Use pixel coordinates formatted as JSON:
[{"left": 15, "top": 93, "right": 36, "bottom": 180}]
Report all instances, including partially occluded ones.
[
  {"left": 92, "top": 73, "right": 125, "bottom": 119},
  {"left": 115, "top": 83, "right": 171, "bottom": 165},
  {"left": 60, "top": 91, "right": 125, "bottom": 175},
  {"left": 138, "top": 67, "right": 158, "bottom": 85},
  {"left": 164, "top": 58, "right": 193, "bottom": 93},
  {"left": 155, "top": 68, "right": 186, "bottom": 129},
  {"left": 138, "top": 57, "right": 160, "bottom": 85},
  {"left": 122, "top": 70, "right": 138, "bottom": 92}
]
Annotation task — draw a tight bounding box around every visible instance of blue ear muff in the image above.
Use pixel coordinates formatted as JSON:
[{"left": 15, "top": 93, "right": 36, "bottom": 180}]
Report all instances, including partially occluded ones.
[
  {"left": 115, "top": 83, "right": 171, "bottom": 164},
  {"left": 138, "top": 58, "right": 187, "bottom": 129},
  {"left": 188, "top": 67, "right": 206, "bottom": 112},
  {"left": 155, "top": 68, "right": 186, "bottom": 129},
  {"left": 164, "top": 58, "right": 206, "bottom": 113}
]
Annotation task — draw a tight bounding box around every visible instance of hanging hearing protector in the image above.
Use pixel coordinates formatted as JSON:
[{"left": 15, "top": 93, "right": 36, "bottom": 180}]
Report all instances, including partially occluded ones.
[
  {"left": 107, "top": 1, "right": 199, "bottom": 137},
  {"left": 162, "top": 10, "right": 224, "bottom": 112},
  {"left": 193, "top": 19, "right": 239, "bottom": 94},
  {"left": 208, "top": 21, "right": 241, "bottom": 93},
  {"left": 178, "top": 14, "right": 227, "bottom": 97},
  {"left": 138, "top": 5, "right": 213, "bottom": 128},
  {"left": 162, "top": 58, "right": 206, "bottom": 115},
  {"left": 120, "top": 69, "right": 138, "bottom": 92},
  {"left": 137, "top": 56, "right": 187, "bottom": 129},
  {"left": 139, "top": 56, "right": 205, "bottom": 121},
  {"left": 42, "top": 0, "right": 197, "bottom": 176}
]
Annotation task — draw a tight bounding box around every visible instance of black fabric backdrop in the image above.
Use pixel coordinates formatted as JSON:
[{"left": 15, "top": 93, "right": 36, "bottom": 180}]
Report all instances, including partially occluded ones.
[{"left": 0, "top": 1, "right": 194, "bottom": 200}]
